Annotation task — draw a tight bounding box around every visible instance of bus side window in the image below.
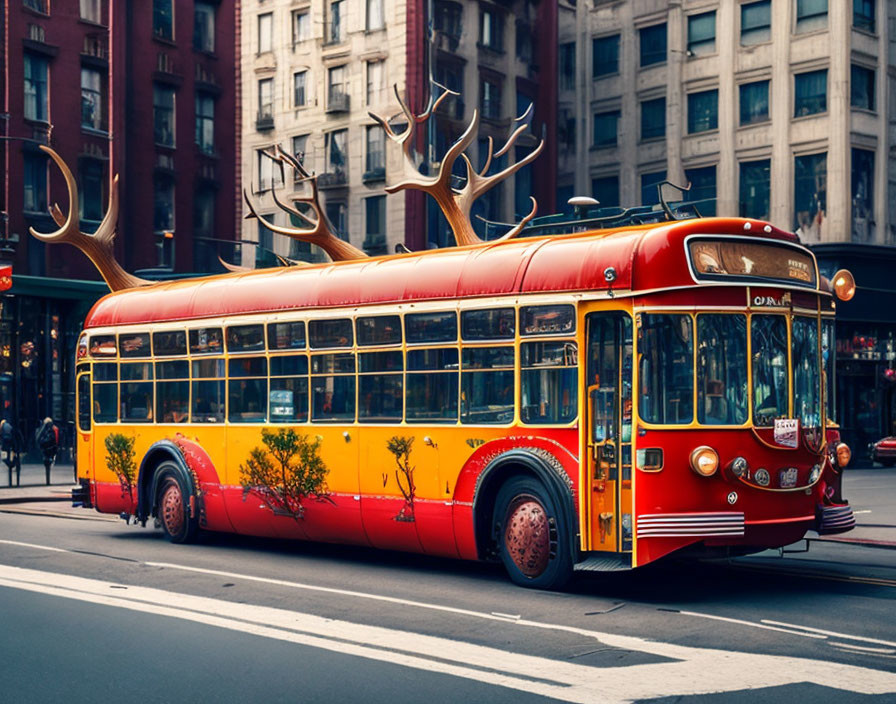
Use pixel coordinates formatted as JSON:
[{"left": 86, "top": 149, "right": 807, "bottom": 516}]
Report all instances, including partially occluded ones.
[{"left": 77, "top": 374, "right": 91, "bottom": 432}]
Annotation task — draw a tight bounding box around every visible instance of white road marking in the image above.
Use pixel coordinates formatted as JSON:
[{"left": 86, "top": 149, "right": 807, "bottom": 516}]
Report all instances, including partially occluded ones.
[
  {"left": 828, "top": 643, "right": 896, "bottom": 655},
  {"left": 0, "top": 539, "right": 69, "bottom": 553},
  {"left": 761, "top": 619, "right": 896, "bottom": 648},
  {"left": 1, "top": 564, "right": 896, "bottom": 703},
  {"left": 676, "top": 610, "right": 826, "bottom": 639}
]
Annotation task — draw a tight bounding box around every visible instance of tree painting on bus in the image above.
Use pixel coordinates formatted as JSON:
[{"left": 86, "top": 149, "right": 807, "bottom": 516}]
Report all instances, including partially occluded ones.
[
  {"left": 387, "top": 436, "right": 416, "bottom": 522},
  {"left": 104, "top": 432, "right": 137, "bottom": 501},
  {"left": 239, "top": 428, "right": 331, "bottom": 521}
]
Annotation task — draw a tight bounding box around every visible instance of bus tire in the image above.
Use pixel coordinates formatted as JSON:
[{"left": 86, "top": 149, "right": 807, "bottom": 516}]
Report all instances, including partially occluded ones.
[
  {"left": 156, "top": 464, "right": 199, "bottom": 544},
  {"left": 494, "top": 476, "right": 572, "bottom": 590}
]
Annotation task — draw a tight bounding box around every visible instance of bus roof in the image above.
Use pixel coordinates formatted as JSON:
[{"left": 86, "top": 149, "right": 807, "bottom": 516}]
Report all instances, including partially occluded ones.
[{"left": 83, "top": 218, "right": 807, "bottom": 328}]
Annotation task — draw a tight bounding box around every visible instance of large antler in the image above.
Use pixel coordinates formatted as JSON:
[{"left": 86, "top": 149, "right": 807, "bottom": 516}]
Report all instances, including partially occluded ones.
[
  {"left": 243, "top": 146, "right": 367, "bottom": 262},
  {"left": 370, "top": 88, "right": 543, "bottom": 247},
  {"left": 29, "top": 146, "right": 149, "bottom": 291}
]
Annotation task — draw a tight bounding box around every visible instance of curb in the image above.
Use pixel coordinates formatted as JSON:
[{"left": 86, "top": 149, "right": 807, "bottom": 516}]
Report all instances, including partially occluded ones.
[{"left": 811, "top": 535, "right": 896, "bottom": 550}]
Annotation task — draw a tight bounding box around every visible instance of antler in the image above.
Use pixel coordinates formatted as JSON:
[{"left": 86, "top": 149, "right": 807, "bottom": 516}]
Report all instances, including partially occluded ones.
[
  {"left": 371, "top": 90, "right": 543, "bottom": 247},
  {"left": 243, "top": 145, "right": 367, "bottom": 262},
  {"left": 29, "top": 145, "right": 149, "bottom": 291}
]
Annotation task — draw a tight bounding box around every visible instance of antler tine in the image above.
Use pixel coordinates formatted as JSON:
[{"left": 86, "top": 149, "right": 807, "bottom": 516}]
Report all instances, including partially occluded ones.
[
  {"left": 494, "top": 197, "right": 538, "bottom": 242},
  {"left": 457, "top": 137, "right": 544, "bottom": 217},
  {"left": 29, "top": 146, "right": 148, "bottom": 291}
]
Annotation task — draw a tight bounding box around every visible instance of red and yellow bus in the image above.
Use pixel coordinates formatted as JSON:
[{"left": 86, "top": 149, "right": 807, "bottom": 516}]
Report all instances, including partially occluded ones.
[{"left": 71, "top": 216, "right": 856, "bottom": 589}]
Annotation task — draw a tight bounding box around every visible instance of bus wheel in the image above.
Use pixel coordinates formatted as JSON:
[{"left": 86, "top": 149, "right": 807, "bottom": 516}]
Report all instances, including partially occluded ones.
[
  {"left": 494, "top": 476, "right": 572, "bottom": 590},
  {"left": 156, "top": 465, "right": 198, "bottom": 544}
]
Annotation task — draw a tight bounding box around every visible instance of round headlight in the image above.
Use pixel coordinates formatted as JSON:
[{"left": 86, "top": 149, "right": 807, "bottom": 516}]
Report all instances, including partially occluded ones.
[
  {"left": 832, "top": 269, "right": 856, "bottom": 302},
  {"left": 835, "top": 442, "right": 851, "bottom": 468},
  {"left": 690, "top": 446, "right": 719, "bottom": 477}
]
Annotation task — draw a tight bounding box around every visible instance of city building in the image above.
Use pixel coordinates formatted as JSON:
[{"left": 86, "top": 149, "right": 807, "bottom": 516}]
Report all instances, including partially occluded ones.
[
  {"left": 560, "top": 0, "right": 896, "bottom": 456},
  {"left": 1, "top": 0, "right": 238, "bottom": 454},
  {"left": 239, "top": 0, "right": 556, "bottom": 262}
]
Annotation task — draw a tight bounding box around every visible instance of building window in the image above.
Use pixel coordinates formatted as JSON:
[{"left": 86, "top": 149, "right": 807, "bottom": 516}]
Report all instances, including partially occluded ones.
[
  {"left": 851, "top": 148, "right": 874, "bottom": 242},
  {"left": 79, "top": 159, "right": 105, "bottom": 225},
  {"left": 739, "top": 160, "right": 771, "bottom": 219},
  {"left": 516, "top": 22, "right": 533, "bottom": 63},
  {"left": 684, "top": 165, "right": 716, "bottom": 216},
  {"left": 592, "top": 175, "right": 619, "bottom": 208},
  {"left": 366, "top": 60, "right": 385, "bottom": 105},
  {"left": 796, "top": 0, "right": 827, "bottom": 33},
  {"left": 559, "top": 42, "right": 575, "bottom": 91},
  {"left": 480, "top": 8, "right": 503, "bottom": 50},
  {"left": 640, "top": 97, "right": 665, "bottom": 140},
  {"left": 328, "top": 66, "right": 349, "bottom": 111},
  {"left": 24, "top": 54, "right": 48, "bottom": 122},
  {"left": 593, "top": 34, "right": 620, "bottom": 77},
  {"left": 258, "top": 148, "right": 275, "bottom": 191},
  {"left": 258, "top": 78, "right": 273, "bottom": 123},
  {"left": 365, "top": 125, "right": 385, "bottom": 176},
  {"left": 195, "top": 93, "right": 215, "bottom": 154},
  {"left": 326, "top": 201, "right": 347, "bottom": 238},
  {"left": 367, "top": 0, "right": 384, "bottom": 31},
  {"left": 794, "top": 69, "right": 827, "bottom": 117},
  {"left": 257, "top": 219, "right": 275, "bottom": 268},
  {"left": 153, "top": 0, "right": 173, "bottom": 41},
  {"left": 327, "top": 129, "right": 348, "bottom": 177},
  {"left": 293, "top": 71, "right": 307, "bottom": 107},
  {"left": 292, "top": 135, "right": 308, "bottom": 174},
  {"left": 641, "top": 170, "right": 666, "bottom": 205},
  {"left": 293, "top": 10, "right": 311, "bottom": 43},
  {"left": 853, "top": 0, "right": 875, "bottom": 32},
  {"left": 741, "top": 1, "right": 771, "bottom": 45},
  {"left": 23, "top": 152, "right": 47, "bottom": 214},
  {"left": 153, "top": 174, "right": 175, "bottom": 233},
  {"left": 851, "top": 65, "right": 875, "bottom": 111},
  {"left": 434, "top": 1, "right": 462, "bottom": 39},
  {"left": 739, "top": 80, "right": 769, "bottom": 125},
  {"left": 593, "top": 110, "right": 619, "bottom": 147},
  {"left": 80, "top": 68, "right": 104, "bottom": 130},
  {"left": 794, "top": 152, "right": 826, "bottom": 239},
  {"left": 481, "top": 78, "right": 501, "bottom": 119},
  {"left": 258, "top": 12, "right": 272, "bottom": 53},
  {"left": 80, "top": 0, "right": 101, "bottom": 23},
  {"left": 364, "top": 196, "right": 387, "bottom": 254},
  {"left": 687, "top": 89, "right": 718, "bottom": 134},
  {"left": 193, "top": 2, "right": 215, "bottom": 52},
  {"left": 193, "top": 188, "right": 216, "bottom": 272},
  {"left": 639, "top": 23, "right": 666, "bottom": 67},
  {"left": 687, "top": 12, "right": 716, "bottom": 56},
  {"left": 514, "top": 146, "right": 533, "bottom": 220},
  {"left": 153, "top": 85, "right": 175, "bottom": 146},
  {"left": 329, "top": 0, "right": 345, "bottom": 44}
]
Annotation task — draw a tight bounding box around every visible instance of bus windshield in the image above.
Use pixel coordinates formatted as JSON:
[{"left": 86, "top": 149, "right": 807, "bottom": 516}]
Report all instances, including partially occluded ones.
[{"left": 792, "top": 316, "right": 820, "bottom": 428}]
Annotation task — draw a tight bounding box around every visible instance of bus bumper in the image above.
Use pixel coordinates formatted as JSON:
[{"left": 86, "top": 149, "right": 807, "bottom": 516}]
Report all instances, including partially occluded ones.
[
  {"left": 816, "top": 503, "right": 855, "bottom": 535},
  {"left": 72, "top": 478, "right": 92, "bottom": 509}
]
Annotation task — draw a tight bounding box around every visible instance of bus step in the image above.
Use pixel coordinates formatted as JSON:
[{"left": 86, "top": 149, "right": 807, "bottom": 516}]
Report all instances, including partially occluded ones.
[{"left": 574, "top": 553, "right": 633, "bottom": 572}]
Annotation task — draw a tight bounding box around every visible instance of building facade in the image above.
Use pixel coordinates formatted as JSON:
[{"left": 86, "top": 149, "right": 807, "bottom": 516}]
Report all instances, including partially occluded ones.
[
  {"left": 239, "top": 0, "right": 556, "bottom": 261},
  {"left": 1, "top": 0, "right": 238, "bottom": 455}
]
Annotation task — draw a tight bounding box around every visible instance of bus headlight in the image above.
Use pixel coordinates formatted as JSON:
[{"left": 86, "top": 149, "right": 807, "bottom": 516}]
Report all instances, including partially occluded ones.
[
  {"left": 832, "top": 269, "right": 856, "bottom": 301},
  {"left": 690, "top": 446, "right": 719, "bottom": 477},
  {"left": 835, "top": 443, "right": 851, "bottom": 468}
]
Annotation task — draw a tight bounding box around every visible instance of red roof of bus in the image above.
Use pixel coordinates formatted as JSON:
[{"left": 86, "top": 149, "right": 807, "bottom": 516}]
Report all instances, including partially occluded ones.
[{"left": 83, "top": 218, "right": 803, "bottom": 329}]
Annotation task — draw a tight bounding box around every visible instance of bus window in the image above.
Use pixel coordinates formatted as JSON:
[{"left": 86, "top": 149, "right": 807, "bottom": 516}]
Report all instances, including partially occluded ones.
[
  {"left": 121, "top": 362, "right": 154, "bottom": 422},
  {"left": 89, "top": 335, "right": 116, "bottom": 358},
  {"left": 520, "top": 305, "right": 576, "bottom": 336},
  {"left": 191, "top": 358, "right": 225, "bottom": 423},
  {"left": 639, "top": 314, "right": 694, "bottom": 424},
  {"left": 119, "top": 332, "right": 151, "bottom": 358},
  {"left": 405, "top": 312, "right": 457, "bottom": 343},
  {"left": 461, "top": 309, "right": 515, "bottom": 340},
  {"left": 77, "top": 374, "right": 91, "bottom": 432},
  {"left": 822, "top": 317, "right": 835, "bottom": 421},
  {"left": 311, "top": 353, "right": 355, "bottom": 421},
  {"left": 792, "top": 316, "right": 820, "bottom": 428},
  {"left": 227, "top": 324, "right": 265, "bottom": 353},
  {"left": 359, "top": 351, "right": 403, "bottom": 422},
  {"left": 697, "top": 315, "right": 748, "bottom": 425},
  {"left": 228, "top": 357, "right": 268, "bottom": 423},
  {"left": 189, "top": 327, "right": 224, "bottom": 355},
  {"left": 268, "top": 321, "right": 306, "bottom": 350},
  {"left": 152, "top": 330, "right": 187, "bottom": 357},
  {"left": 357, "top": 315, "right": 401, "bottom": 346},
  {"left": 406, "top": 348, "right": 458, "bottom": 423},
  {"left": 751, "top": 315, "right": 788, "bottom": 426},
  {"left": 461, "top": 346, "right": 514, "bottom": 424},
  {"left": 521, "top": 341, "right": 577, "bottom": 424},
  {"left": 309, "top": 319, "right": 353, "bottom": 349},
  {"left": 157, "top": 361, "right": 189, "bottom": 424},
  {"left": 270, "top": 354, "right": 308, "bottom": 422},
  {"left": 92, "top": 363, "right": 118, "bottom": 423}
]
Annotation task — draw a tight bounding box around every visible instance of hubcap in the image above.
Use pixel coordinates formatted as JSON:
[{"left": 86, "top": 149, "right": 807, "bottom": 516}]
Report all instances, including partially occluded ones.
[
  {"left": 161, "top": 482, "right": 185, "bottom": 537},
  {"left": 504, "top": 495, "right": 550, "bottom": 577}
]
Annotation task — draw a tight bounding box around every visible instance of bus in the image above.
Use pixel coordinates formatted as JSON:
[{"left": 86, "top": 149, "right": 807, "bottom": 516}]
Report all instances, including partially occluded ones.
[{"left": 69, "top": 214, "right": 858, "bottom": 589}]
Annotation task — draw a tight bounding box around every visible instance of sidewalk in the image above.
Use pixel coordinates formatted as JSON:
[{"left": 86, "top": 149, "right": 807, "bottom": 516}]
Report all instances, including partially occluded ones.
[{"left": 0, "top": 462, "right": 76, "bottom": 504}]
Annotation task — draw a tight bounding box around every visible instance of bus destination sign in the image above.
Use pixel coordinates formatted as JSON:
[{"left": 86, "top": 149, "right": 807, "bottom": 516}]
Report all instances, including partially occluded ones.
[{"left": 689, "top": 239, "right": 816, "bottom": 287}]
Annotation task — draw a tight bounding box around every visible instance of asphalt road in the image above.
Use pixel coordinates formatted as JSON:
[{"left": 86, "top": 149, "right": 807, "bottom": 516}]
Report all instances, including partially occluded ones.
[{"left": 0, "top": 472, "right": 895, "bottom": 703}]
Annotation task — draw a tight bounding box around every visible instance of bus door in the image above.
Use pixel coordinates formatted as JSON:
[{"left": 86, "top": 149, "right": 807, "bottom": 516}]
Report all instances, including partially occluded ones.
[
  {"left": 585, "top": 312, "right": 633, "bottom": 553},
  {"left": 75, "top": 369, "right": 93, "bottom": 488}
]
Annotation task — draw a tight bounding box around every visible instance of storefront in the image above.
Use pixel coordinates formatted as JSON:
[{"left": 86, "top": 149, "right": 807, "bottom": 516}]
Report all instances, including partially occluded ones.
[
  {"left": 813, "top": 243, "right": 896, "bottom": 461},
  {"left": 0, "top": 276, "right": 107, "bottom": 463}
]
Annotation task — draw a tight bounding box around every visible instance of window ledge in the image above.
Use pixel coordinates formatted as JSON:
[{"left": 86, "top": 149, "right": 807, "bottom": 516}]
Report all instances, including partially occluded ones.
[
  {"left": 738, "top": 119, "right": 771, "bottom": 129},
  {"left": 639, "top": 60, "right": 667, "bottom": 70},
  {"left": 686, "top": 128, "right": 719, "bottom": 137},
  {"left": 77, "top": 18, "right": 107, "bottom": 29},
  {"left": 593, "top": 71, "right": 620, "bottom": 81},
  {"left": 477, "top": 43, "right": 506, "bottom": 55},
  {"left": 850, "top": 107, "right": 877, "bottom": 117},
  {"left": 739, "top": 38, "right": 772, "bottom": 49},
  {"left": 851, "top": 27, "right": 878, "bottom": 39},
  {"left": 81, "top": 126, "right": 110, "bottom": 138},
  {"left": 590, "top": 143, "right": 618, "bottom": 152},
  {"left": 152, "top": 35, "right": 177, "bottom": 47},
  {"left": 792, "top": 111, "right": 828, "bottom": 122},
  {"left": 193, "top": 49, "right": 218, "bottom": 59},
  {"left": 639, "top": 136, "right": 666, "bottom": 144}
]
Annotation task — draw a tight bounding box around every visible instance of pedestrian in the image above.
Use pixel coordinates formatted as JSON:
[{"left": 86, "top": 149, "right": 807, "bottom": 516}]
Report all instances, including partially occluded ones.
[{"left": 35, "top": 417, "right": 59, "bottom": 485}]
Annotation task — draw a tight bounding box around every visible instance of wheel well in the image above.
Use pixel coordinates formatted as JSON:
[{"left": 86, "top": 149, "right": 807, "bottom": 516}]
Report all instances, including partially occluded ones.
[
  {"left": 136, "top": 442, "right": 194, "bottom": 525},
  {"left": 472, "top": 450, "right": 577, "bottom": 562}
]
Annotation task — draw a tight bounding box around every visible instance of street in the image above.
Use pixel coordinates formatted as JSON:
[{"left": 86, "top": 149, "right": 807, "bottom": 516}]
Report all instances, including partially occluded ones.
[{"left": 0, "top": 467, "right": 894, "bottom": 703}]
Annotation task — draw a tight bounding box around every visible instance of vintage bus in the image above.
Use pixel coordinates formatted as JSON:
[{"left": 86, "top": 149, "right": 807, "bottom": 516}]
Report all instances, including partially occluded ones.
[{"left": 69, "top": 215, "right": 857, "bottom": 589}]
